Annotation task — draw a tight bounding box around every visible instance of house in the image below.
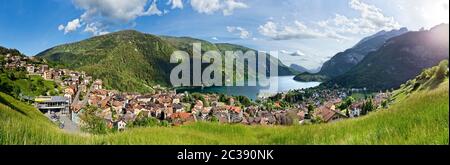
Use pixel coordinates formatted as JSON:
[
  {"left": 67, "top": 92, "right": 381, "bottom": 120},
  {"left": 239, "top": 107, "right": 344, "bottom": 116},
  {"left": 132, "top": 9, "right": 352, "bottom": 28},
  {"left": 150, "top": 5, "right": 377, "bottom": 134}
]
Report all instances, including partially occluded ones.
[
  {"left": 229, "top": 98, "right": 235, "bottom": 106},
  {"left": 228, "top": 106, "right": 243, "bottom": 123},
  {"left": 211, "top": 101, "right": 225, "bottom": 107},
  {"left": 172, "top": 98, "right": 180, "bottom": 104},
  {"left": 173, "top": 103, "right": 184, "bottom": 112},
  {"left": 123, "top": 111, "right": 136, "bottom": 123},
  {"left": 170, "top": 112, "right": 195, "bottom": 125},
  {"left": 93, "top": 89, "right": 108, "bottom": 96},
  {"left": 200, "top": 107, "right": 212, "bottom": 120},
  {"left": 65, "top": 86, "right": 76, "bottom": 94},
  {"left": 41, "top": 65, "right": 49, "bottom": 73},
  {"left": 136, "top": 95, "right": 152, "bottom": 103},
  {"left": 315, "top": 104, "right": 347, "bottom": 123},
  {"left": 191, "top": 100, "right": 204, "bottom": 114},
  {"left": 43, "top": 70, "right": 53, "bottom": 80},
  {"left": 88, "top": 95, "right": 102, "bottom": 106},
  {"left": 118, "top": 120, "right": 127, "bottom": 131},
  {"left": 93, "top": 79, "right": 103, "bottom": 90},
  {"left": 165, "top": 105, "right": 174, "bottom": 116},
  {"left": 297, "top": 110, "right": 305, "bottom": 121},
  {"left": 349, "top": 102, "right": 362, "bottom": 118},
  {"left": 256, "top": 111, "right": 276, "bottom": 125},
  {"left": 26, "top": 64, "right": 34, "bottom": 74}
]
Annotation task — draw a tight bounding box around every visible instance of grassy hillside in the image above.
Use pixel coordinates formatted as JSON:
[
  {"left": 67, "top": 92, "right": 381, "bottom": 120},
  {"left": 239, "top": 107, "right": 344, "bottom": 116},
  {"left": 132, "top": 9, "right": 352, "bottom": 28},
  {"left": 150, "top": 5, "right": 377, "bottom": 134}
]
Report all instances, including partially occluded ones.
[
  {"left": 1, "top": 72, "right": 448, "bottom": 144},
  {"left": 0, "top": 70, "right": 60, "bottom": 98},
  {"left": 0, "top": 92, "right": 96, "bottom": 144}
]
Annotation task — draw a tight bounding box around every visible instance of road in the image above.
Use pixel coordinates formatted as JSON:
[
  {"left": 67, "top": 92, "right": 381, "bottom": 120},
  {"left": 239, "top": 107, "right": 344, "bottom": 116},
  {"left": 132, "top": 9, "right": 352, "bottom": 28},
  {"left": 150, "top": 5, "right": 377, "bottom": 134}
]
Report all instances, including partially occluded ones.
[{"left": 60, "top": 114, "right": 81, "bottom": 134}]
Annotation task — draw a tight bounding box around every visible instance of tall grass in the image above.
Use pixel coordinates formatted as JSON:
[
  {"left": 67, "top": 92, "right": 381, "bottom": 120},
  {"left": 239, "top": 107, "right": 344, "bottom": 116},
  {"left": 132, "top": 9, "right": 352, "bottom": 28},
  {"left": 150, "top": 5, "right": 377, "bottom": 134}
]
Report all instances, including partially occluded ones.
[{"left": 1, "top": 81, "right": 448, "bottom": 144}]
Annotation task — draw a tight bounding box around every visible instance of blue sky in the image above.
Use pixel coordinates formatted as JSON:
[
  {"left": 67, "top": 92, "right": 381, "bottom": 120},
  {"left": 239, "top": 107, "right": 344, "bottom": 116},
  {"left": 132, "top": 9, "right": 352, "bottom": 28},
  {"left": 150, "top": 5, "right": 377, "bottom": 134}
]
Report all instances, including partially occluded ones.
[{"left": 0, "top": 0, "right": 448, "bottom": 69}]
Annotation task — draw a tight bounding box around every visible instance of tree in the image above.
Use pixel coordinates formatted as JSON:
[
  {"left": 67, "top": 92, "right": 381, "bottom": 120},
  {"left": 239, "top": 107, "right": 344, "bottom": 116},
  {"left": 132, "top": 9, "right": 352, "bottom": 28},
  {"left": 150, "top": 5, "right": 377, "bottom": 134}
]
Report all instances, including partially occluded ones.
[
  {"left": 381, "top": 100, "right": 388, "bottom": 108},
  {"left": 79, "top": 106, "right": 109, "bottom": 134},
  {"left": 307, "top": 104, "right": 315, "bottom": 115},
  {"left": 361, "top": 98, "right": 374, "bottom": 115},
  {"left": 435, "top": 60, "right": 448, "bottom": 80},
  {"left": 236, "top": 95, "right": 252, "bottom": 107},
  {"left": 131, "top": 116, "right": 159, "bottom": 128},
  {"left": 338, "top": 96, "right": 355, "bottom": 110}
]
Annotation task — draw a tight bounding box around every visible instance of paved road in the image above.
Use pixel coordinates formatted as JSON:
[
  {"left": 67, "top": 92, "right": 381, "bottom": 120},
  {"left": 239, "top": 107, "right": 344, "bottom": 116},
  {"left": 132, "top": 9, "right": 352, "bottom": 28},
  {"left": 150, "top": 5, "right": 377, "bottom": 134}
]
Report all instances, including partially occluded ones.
[
  {"left": 60, "top": 114, "right": 81, "bottom": 134},
  {"left": 81, "top": 83, "right": 94, "bottom": 106},
  {"left": 44, "top": 113, "right": 81, "bottom": 134},
  {"left": 72, "top": 84, "right": 84, "bottom": 105}
]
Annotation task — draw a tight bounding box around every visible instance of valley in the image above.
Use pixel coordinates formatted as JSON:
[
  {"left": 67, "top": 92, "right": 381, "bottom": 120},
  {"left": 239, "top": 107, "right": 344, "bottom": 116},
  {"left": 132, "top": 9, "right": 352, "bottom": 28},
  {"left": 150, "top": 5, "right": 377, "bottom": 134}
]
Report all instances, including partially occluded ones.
[{"left": 0, "top": 24, "right": 448, "bottom": 145}]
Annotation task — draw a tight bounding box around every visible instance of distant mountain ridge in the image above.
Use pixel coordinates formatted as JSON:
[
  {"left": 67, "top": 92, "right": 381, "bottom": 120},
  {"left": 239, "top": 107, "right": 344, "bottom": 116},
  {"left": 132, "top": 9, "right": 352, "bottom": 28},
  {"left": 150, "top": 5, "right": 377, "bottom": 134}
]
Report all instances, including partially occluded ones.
[
  {"left": 294, "top": 27, "right": 408, "bottom": 82},
  {"left": 324, "top": 24, "right": 449, "bottom": 90},
  {"left": 318, "top": 27, "right": 409, "bottom": 78},
  {"left": 36, "top": 30, "right": 296, "bottom": 92},
  {"left": 289, "top": 64, "right": 310, "bottom": 73},
  {"left": 0, "top": 46, "right": 23, "bottom": 57}
]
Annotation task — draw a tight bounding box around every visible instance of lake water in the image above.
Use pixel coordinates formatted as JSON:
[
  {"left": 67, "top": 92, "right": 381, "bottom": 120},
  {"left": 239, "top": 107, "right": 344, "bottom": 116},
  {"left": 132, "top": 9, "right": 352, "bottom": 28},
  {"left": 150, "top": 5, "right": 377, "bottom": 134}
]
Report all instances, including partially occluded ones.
[{"left": 176, "top": 76, "right": 321, "bottom": 100}]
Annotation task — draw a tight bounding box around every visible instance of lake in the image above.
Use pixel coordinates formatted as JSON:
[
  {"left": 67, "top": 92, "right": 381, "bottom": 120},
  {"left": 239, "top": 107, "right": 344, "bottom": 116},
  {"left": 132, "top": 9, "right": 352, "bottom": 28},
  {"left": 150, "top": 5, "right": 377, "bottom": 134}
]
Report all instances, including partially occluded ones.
[{"left": 176, "top": 76, "right": 321, "bottom": 100}]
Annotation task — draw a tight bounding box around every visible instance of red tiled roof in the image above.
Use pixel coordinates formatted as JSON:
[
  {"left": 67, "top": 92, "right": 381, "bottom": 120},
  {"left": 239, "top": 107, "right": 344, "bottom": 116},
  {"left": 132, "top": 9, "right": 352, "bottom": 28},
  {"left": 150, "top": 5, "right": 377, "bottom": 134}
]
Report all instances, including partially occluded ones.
[
  {"left": 170, "top": 112, "right": 192, "bottom": 120},
  {"left": 227, "top": 106, "right": 241, "bottom": 113}
]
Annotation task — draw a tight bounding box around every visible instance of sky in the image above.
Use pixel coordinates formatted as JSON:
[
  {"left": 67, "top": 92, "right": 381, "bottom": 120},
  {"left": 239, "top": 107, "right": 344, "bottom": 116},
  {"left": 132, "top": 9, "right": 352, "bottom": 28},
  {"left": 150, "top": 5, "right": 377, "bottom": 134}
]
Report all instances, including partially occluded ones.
[{"left": 0, "top": 0, "right": 448, "bottom": 69}]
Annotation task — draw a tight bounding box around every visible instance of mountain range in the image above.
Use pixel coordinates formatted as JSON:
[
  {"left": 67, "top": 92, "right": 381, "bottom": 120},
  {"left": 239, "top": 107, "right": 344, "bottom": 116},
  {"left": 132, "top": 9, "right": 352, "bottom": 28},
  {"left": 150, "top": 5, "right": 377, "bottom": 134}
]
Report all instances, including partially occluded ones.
[
  {"left": 36, "top": 30, "right": 296, "bottom": 93},
  {"left": 319, "top": 27, "right": 409, "bottom": 78},
  {"left": 324, "top": 24, "right": 449, "bottom": 90},
  {"left": 295, "top": 27, "right": 409, "bottom": 81},
  {"left": 0, "top": 46, "right": 23, "bottom": 57}
]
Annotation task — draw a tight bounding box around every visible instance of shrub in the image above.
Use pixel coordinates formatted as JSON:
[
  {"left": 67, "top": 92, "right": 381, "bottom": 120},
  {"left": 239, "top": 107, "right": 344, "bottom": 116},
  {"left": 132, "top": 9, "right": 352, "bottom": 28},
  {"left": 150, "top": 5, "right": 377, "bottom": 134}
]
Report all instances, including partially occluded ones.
[
  {"left": 79, "top": 106, "right": 109, "bottom": 134},
  {"left": 131, "top": 117, "right": 159, "bottom": 128},
  {"left": 159, "top": 120, "right": 170, "bottom": 127}
]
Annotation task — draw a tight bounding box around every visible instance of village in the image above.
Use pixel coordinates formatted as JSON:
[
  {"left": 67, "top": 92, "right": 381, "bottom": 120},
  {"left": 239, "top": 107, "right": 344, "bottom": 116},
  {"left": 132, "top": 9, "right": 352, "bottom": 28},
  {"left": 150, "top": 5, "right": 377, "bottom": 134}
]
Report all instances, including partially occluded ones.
[{"left": 2, "top": 53, "right": 391, "bottom": 132}]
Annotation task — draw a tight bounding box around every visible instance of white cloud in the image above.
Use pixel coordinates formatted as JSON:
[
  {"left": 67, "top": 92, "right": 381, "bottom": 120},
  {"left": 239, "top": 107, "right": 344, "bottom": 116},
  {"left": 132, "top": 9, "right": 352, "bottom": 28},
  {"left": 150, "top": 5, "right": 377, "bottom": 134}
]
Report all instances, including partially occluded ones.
[
  {"left": 58, "top": 24, "right": 65, "bottom": 31},
  {"left": 59, "top": 0, "right": 249, "bottom": 35},
  {"left": 190, "top": 0, "right": 247, "bottom": 15},
  {"left": 190, "top": 0, "right": 221, "bottom": 14},
  {"left": 279, "top": 50, "right": 305, "bottom": 56},
  {"left": 279, "top": 50, "right": 290, "bottom": 54},
  {"left": 60, "top": 19, "right": 82, "bottom": 34},
  {"left": 291, "top": 50, "right": 305, "bottom": 56},
  {"left": 211, "top": 37, "right": 219, "bottom": 41},
  {"left": 163, "top": 9, "right": 170, "bottom": 14},
  {"left": 74, "top": 0, "right": 149, "bottom": 22},
  {"left": 258, "top": 0, "right": 398, "bottom": 41},
  {"left": 84, "top": 22, "right": 109, "bottom": 36},
  {"left": 60, "top": 0, "right": 163, "bottom": 35},
  {"left": 258, "top": 21, "right": 346, "bottom": 40},
  {"left": 396, "top": 0, "right": 448, "bottom": 29},
  {"left": 319, "top": 0, "right": 400, "bottom": 35},
  {"left": 227, "top": 26, "right": 251, "bottom": 39},
  {"left": 167, "top": 0, "right": 183, "bottom": 9},
  {"left": 223, "top": 0, "right": 248, "bottom": 16},
  {"left": 143, "top": 0, "right": 162, "bottom": 16}
]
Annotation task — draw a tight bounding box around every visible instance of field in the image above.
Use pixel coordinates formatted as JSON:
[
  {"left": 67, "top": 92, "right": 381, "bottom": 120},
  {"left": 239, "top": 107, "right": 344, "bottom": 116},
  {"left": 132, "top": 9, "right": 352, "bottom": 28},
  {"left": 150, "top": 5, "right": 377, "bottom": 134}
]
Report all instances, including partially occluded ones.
[
  {"left": 0, "top": 72, "right": 60, "bottom": 98},
  {"left": 1, "top": 79, "right": 448, "bottom": 144}
]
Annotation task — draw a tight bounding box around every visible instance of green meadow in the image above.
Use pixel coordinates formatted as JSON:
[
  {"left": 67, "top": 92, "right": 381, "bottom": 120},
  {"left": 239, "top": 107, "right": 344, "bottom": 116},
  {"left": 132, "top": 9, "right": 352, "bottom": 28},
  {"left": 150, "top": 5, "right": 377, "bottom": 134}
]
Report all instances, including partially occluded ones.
[{"left": 1, "top": 78, "right": 448, "bottom": 144}]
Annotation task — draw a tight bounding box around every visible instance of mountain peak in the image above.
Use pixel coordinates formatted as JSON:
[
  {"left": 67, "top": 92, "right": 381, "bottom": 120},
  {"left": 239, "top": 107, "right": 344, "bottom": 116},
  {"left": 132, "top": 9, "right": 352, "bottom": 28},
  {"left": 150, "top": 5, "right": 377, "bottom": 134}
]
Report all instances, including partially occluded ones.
[
  {"left": 318, "top": 27, "right": 409, "bottom": 78},
  {"left": 357, "top": 27, "right": 408, "bottom": 46},
  {"left": 430, "top": 23, "right": 449, "bottom": 33},
  {"left": 112, "top": 29, "right": 142, "bottom": 34}
]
